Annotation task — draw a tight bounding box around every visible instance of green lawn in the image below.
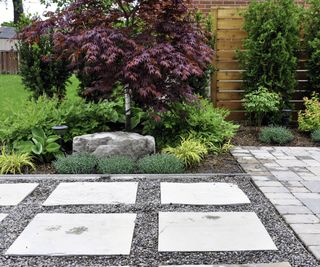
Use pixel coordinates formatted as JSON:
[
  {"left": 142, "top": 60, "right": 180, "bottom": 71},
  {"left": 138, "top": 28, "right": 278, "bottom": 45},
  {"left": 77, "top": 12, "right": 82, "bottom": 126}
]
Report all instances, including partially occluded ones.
[{"left": 0, "top": 75, "right": 80, "bottom": 119}]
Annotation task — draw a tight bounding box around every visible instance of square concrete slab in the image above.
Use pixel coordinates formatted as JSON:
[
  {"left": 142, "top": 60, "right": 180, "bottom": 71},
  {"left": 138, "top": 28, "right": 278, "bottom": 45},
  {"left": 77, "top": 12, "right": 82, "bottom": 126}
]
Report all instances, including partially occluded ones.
[
  {"left": 0, "top": 183, "right": 38, "bottom": 206},
  {"left": 158, "top": 212, "right": 277, "bottom": 252},
  {"left": 0, "top": 214, "right": 7, "bottom": 222},
  {"left": 6, "top": 213, "right": 137, "bottom": 255},
  {"left": 161, "top": 183, "right": 250, "bottom": 205},
  {"left": 43, "top": 182, "right": 138, "bottom": 206}
]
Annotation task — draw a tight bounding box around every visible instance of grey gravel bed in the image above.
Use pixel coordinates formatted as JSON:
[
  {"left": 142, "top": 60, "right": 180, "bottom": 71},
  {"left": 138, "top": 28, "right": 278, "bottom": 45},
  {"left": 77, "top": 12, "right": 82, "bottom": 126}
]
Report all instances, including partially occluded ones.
[{"left": 0, "top": 175, "right": 318, "bottom": 267}]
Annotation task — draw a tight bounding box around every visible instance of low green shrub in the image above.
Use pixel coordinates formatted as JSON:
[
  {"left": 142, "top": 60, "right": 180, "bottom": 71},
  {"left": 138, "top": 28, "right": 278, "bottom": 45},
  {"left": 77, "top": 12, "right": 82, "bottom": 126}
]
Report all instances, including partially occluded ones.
[
  {"left": 53, "top": 153, "right": 97, "bottom": 174},
  {"left": 259, "top": 127, "right": 294, "bottom": 145},
  {"left": 243, "top": 86, "right": 281, "bottom": 126},
  {"left": 0, "top": 95, "right": 144, "bottom": 145},
  {"left": 0, "top": 147, "right": 35, "bottom": 174},
  {"left": 298, "top": 94, "right": 320, "bottom": 132},
  {"left": 311, "top": 129, "right": 320, "bottom": 142},
  {"left": 97, "top": 156, "right": 136, "bottom": 174},
  {"left": 163, "top": 137, "right": 208, "bottom": 166},
  {"left": 137, "top": 154, "right": 185, "bottom": 174},
  {"left": 143, "top": 97, "right": 238, "bottom": 151},
  {"left": 0, "top": 96, "right": 61, "bottom": 144},
  {"left": 14, "top": 127, "right": 62, "bottom": 163}
]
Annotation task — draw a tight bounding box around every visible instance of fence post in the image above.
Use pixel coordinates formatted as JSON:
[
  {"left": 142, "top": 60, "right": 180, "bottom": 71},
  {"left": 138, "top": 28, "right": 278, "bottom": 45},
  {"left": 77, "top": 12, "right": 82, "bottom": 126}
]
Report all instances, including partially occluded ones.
[{"left": 211, "top": 8, "right": 218, "bottom": 107}]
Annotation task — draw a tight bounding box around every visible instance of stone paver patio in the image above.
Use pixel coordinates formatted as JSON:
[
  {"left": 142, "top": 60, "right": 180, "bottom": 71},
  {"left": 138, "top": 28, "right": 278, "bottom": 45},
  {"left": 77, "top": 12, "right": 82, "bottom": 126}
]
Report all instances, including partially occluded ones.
[
  {"left": 0, "top": 175, "right": 317, "bottom": 266},
  {"left": 231, "top": 146, "right": 320, "bottom": 260}
]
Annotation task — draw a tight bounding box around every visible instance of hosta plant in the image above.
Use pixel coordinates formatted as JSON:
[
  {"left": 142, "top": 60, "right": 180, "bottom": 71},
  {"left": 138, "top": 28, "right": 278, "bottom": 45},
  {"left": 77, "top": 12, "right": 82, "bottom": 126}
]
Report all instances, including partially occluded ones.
[
  {"left": 163, "top": 137, "right": 208, "bottom": 166},
  {"left": 0, "top": 147, "right": 35, "bottom": 174},
  {"left": 14, "top": 127, "right": 62, "bottom": 162}
]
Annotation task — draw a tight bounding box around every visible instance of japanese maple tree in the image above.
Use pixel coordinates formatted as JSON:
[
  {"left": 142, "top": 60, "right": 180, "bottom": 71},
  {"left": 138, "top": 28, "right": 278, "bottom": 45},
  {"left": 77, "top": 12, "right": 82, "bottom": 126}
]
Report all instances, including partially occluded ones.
[{"left": 21, "top": 0, "right": 213, "bottom": 129}]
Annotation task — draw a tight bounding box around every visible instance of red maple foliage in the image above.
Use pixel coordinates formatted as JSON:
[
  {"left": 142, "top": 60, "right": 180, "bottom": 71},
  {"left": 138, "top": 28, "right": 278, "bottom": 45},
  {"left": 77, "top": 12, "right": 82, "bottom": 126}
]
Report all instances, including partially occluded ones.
[{"left": 21, "top": 0, "right": 213, "bottom": 109}]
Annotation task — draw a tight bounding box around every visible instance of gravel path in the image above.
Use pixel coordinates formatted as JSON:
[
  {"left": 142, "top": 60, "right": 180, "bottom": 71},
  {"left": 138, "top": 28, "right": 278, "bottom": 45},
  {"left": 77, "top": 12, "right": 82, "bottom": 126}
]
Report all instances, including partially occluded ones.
[{"left": 0, "top": 175, "right": 318, "bottom": 267}]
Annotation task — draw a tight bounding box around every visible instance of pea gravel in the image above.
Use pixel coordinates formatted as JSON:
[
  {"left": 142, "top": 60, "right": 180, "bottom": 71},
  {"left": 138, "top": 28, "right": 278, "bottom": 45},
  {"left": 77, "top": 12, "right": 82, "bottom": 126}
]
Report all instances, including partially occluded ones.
[{"left": 0, "top": 175, "right": 318, "bottom": 267}]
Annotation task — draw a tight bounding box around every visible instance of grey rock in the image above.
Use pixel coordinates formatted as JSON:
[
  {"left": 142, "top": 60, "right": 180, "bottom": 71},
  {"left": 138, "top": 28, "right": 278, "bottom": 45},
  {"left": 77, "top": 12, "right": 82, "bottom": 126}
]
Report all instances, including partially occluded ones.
[{"left": 73, "top": 132, "right": 155, "bottom": 159}]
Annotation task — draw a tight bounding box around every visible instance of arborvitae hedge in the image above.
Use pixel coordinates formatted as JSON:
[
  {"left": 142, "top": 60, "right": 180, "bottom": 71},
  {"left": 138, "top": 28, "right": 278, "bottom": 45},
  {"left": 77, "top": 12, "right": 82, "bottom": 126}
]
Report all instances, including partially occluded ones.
[
  {"left": 239, "top": 0, "right": 300, "bottom": 109},
  {"left": 304, "top": 0, "right": 320, "bottom": 93}
]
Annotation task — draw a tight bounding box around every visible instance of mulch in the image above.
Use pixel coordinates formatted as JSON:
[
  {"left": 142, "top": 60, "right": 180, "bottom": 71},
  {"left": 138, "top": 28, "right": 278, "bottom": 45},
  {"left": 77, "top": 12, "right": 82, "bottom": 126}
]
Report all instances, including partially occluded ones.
[{"left": 233, "top": 125, "right": 318, "bottom": 147}]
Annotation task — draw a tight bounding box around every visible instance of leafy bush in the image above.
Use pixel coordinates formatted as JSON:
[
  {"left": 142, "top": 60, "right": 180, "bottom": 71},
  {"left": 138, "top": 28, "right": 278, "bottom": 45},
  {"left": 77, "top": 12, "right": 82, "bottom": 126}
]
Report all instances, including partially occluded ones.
[
  {"left": 238, "top": 0, "right": 300, "bottom": 108},
  {"left": 259, "top": 127, "right": 294, "bottom": 145},
  {"left": 311, "top": 129, "right": 320, "bottom": 142},
  {"left": 0, "top": 96, "right": 61, "bottom": 144},
  {"left": 53, "top": 153, "right": 97, "bottom": 174},
  {"left": 14, "top": 127, "right": 61, "bottom": 162},
  {"left": 0, "top": 147, "right": 35, "bottom": 174},
  {"left": 163, "top": 137, "right": 208, "bottom": 166},
  {"left": 0, "top": 96, "right": 144, "bottom": 145},
  {"left": 137, "top": 154, "right": 185, "bottom": 174},
  {"left": 97, "top": 156, "right": 136, "bottom": 174},
  {"left": 304, "top": 0, "right": 320, "bottom": 93},
  {"left": 243, "top": 86, "right": 281, "bottom": 126},
  {"left": 19, "top": 34, "right": 71, "bottom": 99},
  {"left": 298, "top": 94, "right": 320, "bottom": 132},
  {"left": 143, "top": 98, "right": 238, "bottom": 151}
]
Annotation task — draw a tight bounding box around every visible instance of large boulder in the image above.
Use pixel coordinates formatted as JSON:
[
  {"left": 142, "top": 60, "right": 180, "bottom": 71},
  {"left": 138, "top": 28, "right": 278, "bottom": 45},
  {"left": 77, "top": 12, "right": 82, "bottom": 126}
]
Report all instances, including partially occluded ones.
[{"left": 73, "top": 132, "right": 155, "bottom": 159}]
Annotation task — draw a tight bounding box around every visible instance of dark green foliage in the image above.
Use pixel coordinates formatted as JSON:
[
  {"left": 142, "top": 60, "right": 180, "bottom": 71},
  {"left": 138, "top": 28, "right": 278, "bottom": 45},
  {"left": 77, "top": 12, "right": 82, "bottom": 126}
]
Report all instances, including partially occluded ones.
[
  {"left": 311, "top": 129, "right": 320, "bottom": 142},
  {"left": 53, "top": 153, "right": 97, "bottom": 174},
  {"left": 97, "top": 156, "right": 136, "bottom": 174},
  {"left": 14, "top": 127, "right": 61, "bottom": 163},
  {"left": 142, "top": 98, "right": 238, "bottom": 151},
  {"left": 304, "top": 0, "right": 320, "bottom": 92},
  {"left": 18, "top": 34, "right": 71, "bottom": 99},
  {"left": 238, "top": 0, "right": 300, "bottom": 108},
  {"left": 137, "top": 154, "right": 185, "bottom": 174},
  {"left": 189, "top": 11, "right": 216, "bottom": 97},
  {"left": 259, "top": 127, "right": 294, "bottom": 145},
  {"left": 0, "top": 96, "right": 144, "bottom": 144}
]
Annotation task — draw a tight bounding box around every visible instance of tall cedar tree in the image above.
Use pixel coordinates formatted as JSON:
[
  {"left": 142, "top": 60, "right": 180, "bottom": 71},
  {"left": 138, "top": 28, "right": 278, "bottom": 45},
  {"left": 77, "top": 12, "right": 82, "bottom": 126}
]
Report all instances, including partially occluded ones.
[
  {"left": 20, "top": 0, "right": 213, "bottom": 111},
  {"left": 239, "top": 0, "right": 300, "bottom": 109}
]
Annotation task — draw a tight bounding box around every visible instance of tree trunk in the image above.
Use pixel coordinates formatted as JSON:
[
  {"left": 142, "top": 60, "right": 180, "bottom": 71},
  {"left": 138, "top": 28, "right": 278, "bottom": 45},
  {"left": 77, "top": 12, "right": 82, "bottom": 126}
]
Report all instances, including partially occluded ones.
[
  {"left": 125, "top": 85, "right": 131, "bottom": 131},
  {"left": 13, "top": 0, "right": 24, "bottom": 24}
]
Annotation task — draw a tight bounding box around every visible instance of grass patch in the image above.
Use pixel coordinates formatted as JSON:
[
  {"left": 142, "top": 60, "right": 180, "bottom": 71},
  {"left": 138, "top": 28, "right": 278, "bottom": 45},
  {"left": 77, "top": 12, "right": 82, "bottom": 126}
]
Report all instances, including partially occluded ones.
[{"left": 0, "top": 74, "right": 80, "bottom": 120}]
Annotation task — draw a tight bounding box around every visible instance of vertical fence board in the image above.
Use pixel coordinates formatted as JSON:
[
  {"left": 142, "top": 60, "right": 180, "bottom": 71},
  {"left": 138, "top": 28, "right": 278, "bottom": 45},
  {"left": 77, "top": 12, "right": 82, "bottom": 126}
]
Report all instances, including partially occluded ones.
[{"left": 0, "top": 51, "right": 19, "bottom": 74}]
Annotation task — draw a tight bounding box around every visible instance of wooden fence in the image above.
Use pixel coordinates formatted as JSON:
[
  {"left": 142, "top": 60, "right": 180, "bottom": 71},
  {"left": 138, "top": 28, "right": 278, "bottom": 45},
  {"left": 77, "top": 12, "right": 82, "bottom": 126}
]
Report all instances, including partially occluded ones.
[
  {"left": 0, "top": 51, "right": 19, "bottom": 74},
  {"left": 210, "top": 7, "right": 308, "bottom": 121}
]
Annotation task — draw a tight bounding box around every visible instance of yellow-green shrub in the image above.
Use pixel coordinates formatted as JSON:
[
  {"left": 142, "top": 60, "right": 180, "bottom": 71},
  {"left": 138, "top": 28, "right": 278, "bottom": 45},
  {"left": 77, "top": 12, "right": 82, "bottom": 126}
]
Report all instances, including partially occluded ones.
[
  {"left": 298, "top": 94, "right": 320, "bottom": 132},
  {"left": 0, "top": 147, "right": 35, "bottom": 174},
  {"left": 163, "top": 137, "right": 208, "bottom": 166}
]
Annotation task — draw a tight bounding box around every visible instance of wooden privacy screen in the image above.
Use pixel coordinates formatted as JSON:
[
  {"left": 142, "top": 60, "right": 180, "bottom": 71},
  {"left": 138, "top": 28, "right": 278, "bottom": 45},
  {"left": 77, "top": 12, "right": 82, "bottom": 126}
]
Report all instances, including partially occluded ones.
[
  {"left": 210, "top": 7, "right": 308, "bottom": 121},
  {"left": 0, "top": 51, "right": 19, "bottom": 74}
]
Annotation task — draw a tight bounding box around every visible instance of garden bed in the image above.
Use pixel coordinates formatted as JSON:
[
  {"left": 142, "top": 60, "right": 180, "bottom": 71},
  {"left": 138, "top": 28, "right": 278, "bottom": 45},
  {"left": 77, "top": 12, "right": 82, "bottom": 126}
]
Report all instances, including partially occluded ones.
[
  {"left": 33, "top": 152, "right": 243, "bottom": 175},
  {"left": 233, "top": 125, "right": 318, "bottom": 147}
]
